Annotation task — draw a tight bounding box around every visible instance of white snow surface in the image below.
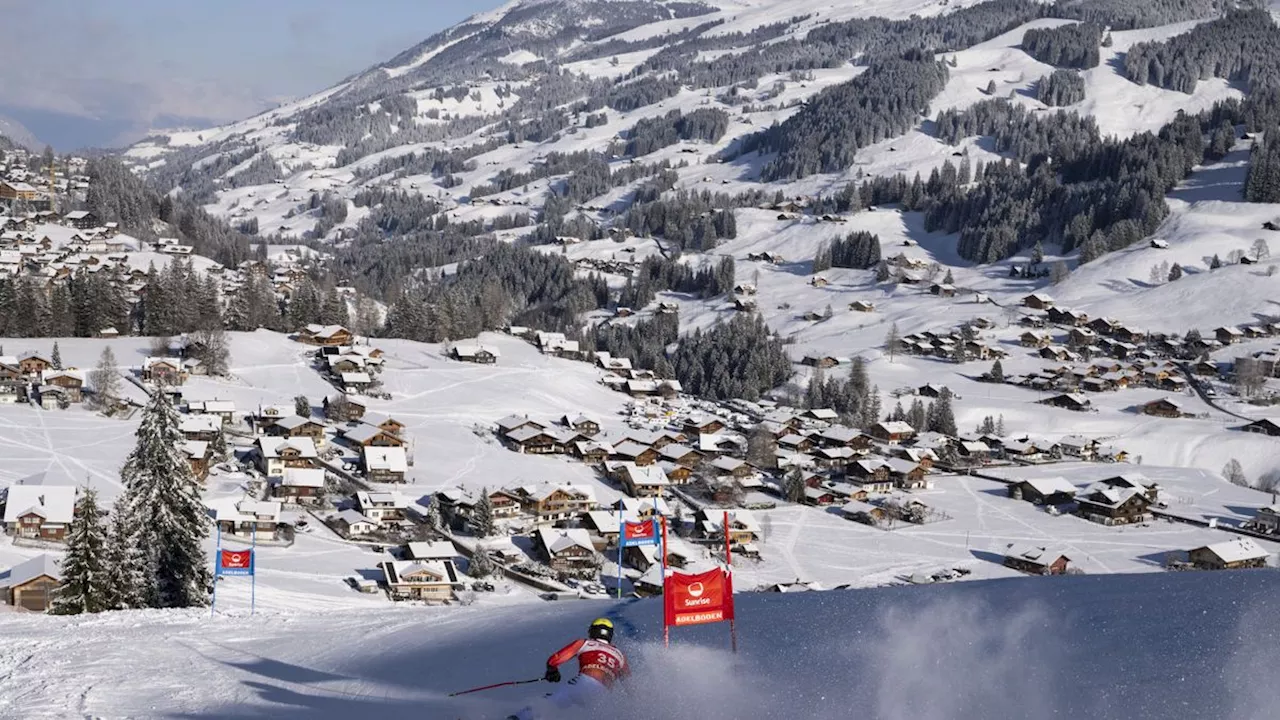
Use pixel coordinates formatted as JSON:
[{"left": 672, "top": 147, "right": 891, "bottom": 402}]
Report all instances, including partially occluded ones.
[{"left": 1, "top": 571, "right": 1278, "bottom": 718}]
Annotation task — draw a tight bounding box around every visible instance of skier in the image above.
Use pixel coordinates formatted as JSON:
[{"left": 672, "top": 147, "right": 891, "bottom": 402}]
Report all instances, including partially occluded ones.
[{"left": 507, "top": 618, "right": 629, "bottom": 720}]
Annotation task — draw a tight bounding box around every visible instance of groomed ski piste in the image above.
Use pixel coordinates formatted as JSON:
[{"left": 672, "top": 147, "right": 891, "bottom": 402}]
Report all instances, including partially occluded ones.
[{"left": 0, "top": 571, "right": 1277, "bottom": 718}]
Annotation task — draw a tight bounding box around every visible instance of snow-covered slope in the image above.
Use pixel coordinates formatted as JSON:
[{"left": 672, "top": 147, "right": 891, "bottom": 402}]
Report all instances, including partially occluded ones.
[{"left": 1, "top": 570, "right": 1277, "bottom": 718}]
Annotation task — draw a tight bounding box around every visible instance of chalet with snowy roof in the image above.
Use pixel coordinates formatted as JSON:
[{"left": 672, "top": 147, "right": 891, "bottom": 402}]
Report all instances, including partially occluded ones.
[
  {"left": 534, "top": 527, "right": 597, "bottom": 572},
  {"left": 210, "top": 498, "right": 284, "bottom": 540},
  {"left": 1075, "top": 485, "right": 1152, "bottom": 526},
  {"left": 1141, "top": 398, "right": 1186, "bottom": 418},
  {"left": 1189, "top": 538, "right": 1270, "bottom": 571},
  {"left": 383, "top": 559, "right": 461, "bottom": 603},
  {"left": 516, "top": 484, "right": 598, "bottom": 524},
  {"left": 849, "top": 300, "right": 875, "bottom": 312},
  {"left": 265, "top": 415, "right": 325, "bottom": 447},
  {"left": 1057, "top": 435, "right": 1097, "bottom": 460},
  {"left": 340, "top": 422, "right": 405, "bottom": 448},
  {"left": 142, "top": 356, "right": 186, "bottom": 385},
  {"left": 612, "top": 440, "right": 660, "bottom": 466},
  {"left": 619, "top": 463, "right": 669, "bottom": 498},
  {"left": 496, "top": 414, "right": 544, "bottom": 435},
  {"left": 696, "top": 509, "right": 760, "bottom": 545},
  {"left": 332, "top": 509, "right": 376, "bottom": 537},
  {"left": 1251, "top": 506, "right": 1280, "bottom": 534},
  {"left": 1242, "top": 418, "right": 1280, "bottom": 437},
  {"left": 0, "top": 554, "right": 62, "bottom": 612},
  {"left": 1010, "top": 476, "right": 1078, "bottom": 505},
  {"left": 868, "top": 421, "right": 916, "bottom": 445},
  {"left": 657, "top": 443, "right": 701, "bottom": 467},
  {"left": 886, "top": 458, "right": 930, "bottom": 489},
  {"left": 255, "top": 436, "right": 319, "bottom": 478},
  {"left": 818, "top": 426, "right": 874, "bottom": 451},
  {"left": 558, "top": 413, "right": 600, "bottom": 437},
  {"left": 708, "top": 456, "right": 754, "bottom": 479},
  {"left": 363, "top": 446, "right": 408, "bottom": 483},
  {"left": 1003, "top": 544, "right": 1070, "bottom": 576},
  {"left": 1215, "top": 326, "right": 1245, "bottom": 345},
  {"left": 40, "top": 370, "right": 83, "bottom": 402},
  {"left": 323, "top": 394, "right": 367, "bottom": 422},
  {"left": 17, "top": 351, "right": 51, "bottom": 377},
  {"left": 297, "top": 324, "right": 353, "bottom": 347},
  {"left": 849, "top": 459, "right": 892, "bottom": 489},
  {"left": 1, "top": 484, "right": 76, "bottom": 542},
  {"left": 354, "top": 490, "right": 407, "bottom": 526},
  {"left": 841, "top": 500, "right": 889, "bottom": 527},
  {"left": 1042, "top": 393, "right": 1091, "bottom": 412},
  {"left": 451, "top": 343, "right": 499, "bottom": 364},
  {"left": 1022, "top": 293, "right": 1055, "bottom": 310},
  {"left": 682, "top": 414, "right": 727, "bottom": 437}
]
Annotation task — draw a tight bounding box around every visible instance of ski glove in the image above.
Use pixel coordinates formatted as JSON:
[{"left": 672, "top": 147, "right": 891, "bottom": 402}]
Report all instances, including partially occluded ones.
[{"left": 544, "top": 666, "right": 561, "bottom": 683}]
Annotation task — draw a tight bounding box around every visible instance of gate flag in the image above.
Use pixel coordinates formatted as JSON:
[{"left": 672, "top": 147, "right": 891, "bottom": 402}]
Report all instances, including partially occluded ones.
[
  {"left": 218, "top": 549, "right": 255, "bottom": 576},
  {"left": 620, "top": 518, "right": 659, "bottom": 547},
  {"left": 663, "top": 566, "right": 735, "bottom": 628}
]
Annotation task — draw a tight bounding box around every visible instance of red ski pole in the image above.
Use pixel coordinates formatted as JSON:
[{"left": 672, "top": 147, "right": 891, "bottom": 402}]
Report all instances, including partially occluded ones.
[{"left": 448, "top": 677, "right": 543, "bottom": 697}]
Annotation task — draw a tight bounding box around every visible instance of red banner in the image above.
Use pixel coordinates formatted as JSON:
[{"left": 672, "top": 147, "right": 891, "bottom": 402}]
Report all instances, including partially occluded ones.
[
  {"left": 622, "top": 519, "right": 657, "bottom": 544},
  {"left": 220, "top": 550, "right": 252, "bottom": 570},
  {"left": 664, "top": 567, "right": 734, "bottom": 628}
]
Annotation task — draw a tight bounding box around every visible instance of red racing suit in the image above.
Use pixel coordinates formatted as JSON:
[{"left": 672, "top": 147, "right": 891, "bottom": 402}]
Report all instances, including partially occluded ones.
[{"left": 546, "top": 638, "right": 629, "bottom": 687}]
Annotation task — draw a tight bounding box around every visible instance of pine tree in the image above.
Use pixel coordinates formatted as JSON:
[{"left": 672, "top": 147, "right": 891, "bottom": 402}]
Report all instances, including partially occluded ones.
[
  {"left": 865, "top": 385, "right": 882, "bottom": 428},
  {"left": 885, "top": 322, "right": 902, "bottom": 362},
  {"left": 889, "top": 400, "right": 906, "bottom": 422},
  {"left": 89, "top": 346, "right": 120, "bottom": 412},
  {"left": 907, "top": 399, "right": 927, "bottom": 431},
  {"left": 784, "top": 471, "right": 806, "bottom": 504},
  {"left": 931, "top": 391, "right": 958, "bottom": 436},
  {"left": 1168, "top": 263, "right": 1183, "bottom": 281},
  {"left": 103, "top": 494, "right": 144, "bottom": 610},
  {"left": 473, "top": 489, "right": 495, "bottom": 538},
  {"left": 424, "top": 496, "right": 442, "bottom": 531},
  {"left": 51, "top": 342, "right": 63, "bottom": 370},
  {"left": 943, "top": 268, "right": 954, "bottom": 284},
  {"left": 989, "top": 359, "right": 1005, "bottom": 383},
  {"left": 118, "top": 391, "right": 211, "bottom": 608},
  {"left": 211, "top": 427, "right": 229, "bottom": 461},
  {"left": 996, "top": 415, "right": 1006, "bottom": 436},
  {"left": 294, "top": 395, "right": 310, "bottom": 418},
  {"left": 469, "top": 550, "right": 496, "bottom": 578},
  {"left": 51, "top": 487, "right": 110, "bottom": 615},
  {"left": 1210, "top": 254, "right": 1222, "bottom": 270},
  {"left": 875, "top": 260, "right": 891, "bottom": 282}
]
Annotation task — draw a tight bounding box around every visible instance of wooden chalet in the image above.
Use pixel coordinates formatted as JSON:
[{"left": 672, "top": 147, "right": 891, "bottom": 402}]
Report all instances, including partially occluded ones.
[
  {"left": 382, "top": 559, "right": 461, "bottom": 603},
  {"left": 1141, "top": 398, "right": 1185, "bottom": 418},
  {"left": 1003, "top": 544, "right": 1070, "bottom": 576},
  {"left": 534, "top": 527, "right": 597, "bottom": 572},
  {"left": 1188, "top": 538, "right": 1270, "bottom": 571},
  {"left": 0, "top": 554, "right": 62, "bottom": 611}
]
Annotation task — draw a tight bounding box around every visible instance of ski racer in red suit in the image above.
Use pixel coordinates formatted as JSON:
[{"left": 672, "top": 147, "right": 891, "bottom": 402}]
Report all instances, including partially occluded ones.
[{"left": 508, "top": 618, "right": 629, "bottom": 720}]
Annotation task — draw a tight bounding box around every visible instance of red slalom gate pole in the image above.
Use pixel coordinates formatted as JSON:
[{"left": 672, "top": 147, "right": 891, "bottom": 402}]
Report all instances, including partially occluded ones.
[
  {"left": 662, "top": 514, "right": 670, "bottom": 649},
  {"left": 448, "top": 677, "right": 542, "bottom": 697},
  {"left": 723, "top": 510, "right": 737, "bottom": 654}
]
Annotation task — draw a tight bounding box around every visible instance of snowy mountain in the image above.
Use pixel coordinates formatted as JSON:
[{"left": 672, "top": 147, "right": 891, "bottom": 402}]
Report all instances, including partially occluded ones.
[{"left": 2, "top": 570, "right": 1278, "bottom": 718}]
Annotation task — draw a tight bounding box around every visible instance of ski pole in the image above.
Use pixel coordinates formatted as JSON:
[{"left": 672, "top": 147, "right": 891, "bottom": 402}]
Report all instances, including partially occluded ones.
[{"left": 448, "top": 677, "right": 544, "bottom": 697}]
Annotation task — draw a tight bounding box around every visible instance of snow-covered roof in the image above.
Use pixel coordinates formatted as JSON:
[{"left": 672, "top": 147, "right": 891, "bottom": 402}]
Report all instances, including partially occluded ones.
[
  {"left": 341, "top": 371, "right": 373, "bottom": 384},
  {"left": 280, "top": 467, "right": 325, "bottom": 488},
  {"left": 356, "top": 490, "right": 406, "bottom": 509},
  {"left": 875, "top": 421, "right": 915, "bottom": 434},
  {"left": 384, "top": 559, "right": 457, "bottom": 585},
  {"left": 273, "top": 415, "right": 318, "bottom": 431},
  {"left": 364, "top": 446, "right": 408, "bottom": 473},
  {"left": 179, "top": 414, "right": 222, "bottom": 435},
  {"left": 334, "top": 508, "right": 375, "bottom": 527},
  {"left": 1195, "top": 538, "right": 1269, "bottom": 564},
  {"left": 209, "top": 498, "right": 282, "bottom": 523},
  {"left": 405, "top": 540, "right": 459, "bottom": 561},
  {"left": 257, "top": 436, "right": 318, "bottom": 459},
  {"left": 536, "top": 527, "right": 594, "bottom": 554},
  {"left": 616, "top": 496, "right": 670, "bottom": 516},
  {"left": 1005, "top": 543, "right": 1069, "bottom": 566},
  {"left": 2, "top": 484, "right": 76, "bottom": 524},
  {"left": 342, "top": 423, "right": 393, "bottom": 444},
  {"left": 0, "top": 553, "right": 61, "bottom": 589},
  {"left": 1021, "top": 476, "right": 1078, "bottom": 497},
  {"left": 622, "top": 463, "right": 668, "bottom": 488}
]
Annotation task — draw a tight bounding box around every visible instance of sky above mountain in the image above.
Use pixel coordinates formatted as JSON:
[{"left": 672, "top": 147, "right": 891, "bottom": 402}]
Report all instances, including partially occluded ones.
[{"left": 0, "top": 0, "right": 508, "bottom": 150}]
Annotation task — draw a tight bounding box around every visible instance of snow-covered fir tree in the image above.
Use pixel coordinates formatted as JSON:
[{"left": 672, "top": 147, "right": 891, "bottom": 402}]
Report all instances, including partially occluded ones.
[
  {"left": 50, "top": 487, "right": 110, "bottom": 615},
  {"left": 51, "top": 342, "right": 63, "bottom": 370},
  {"left": 473, "top": 489, "right": 495, "bottom": 538},
  {"left": 117, "top": 390, "right": 211, "bottom": 608}
]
